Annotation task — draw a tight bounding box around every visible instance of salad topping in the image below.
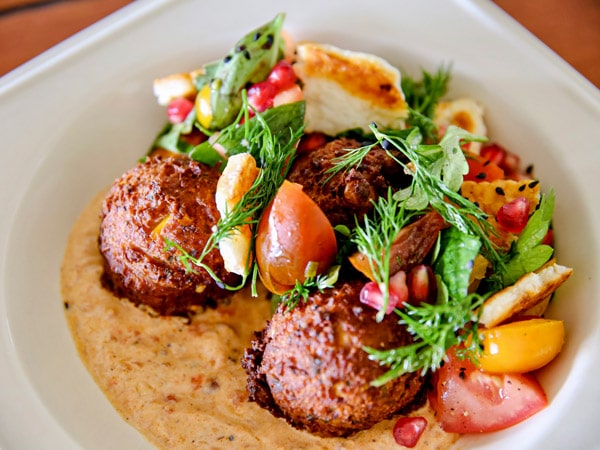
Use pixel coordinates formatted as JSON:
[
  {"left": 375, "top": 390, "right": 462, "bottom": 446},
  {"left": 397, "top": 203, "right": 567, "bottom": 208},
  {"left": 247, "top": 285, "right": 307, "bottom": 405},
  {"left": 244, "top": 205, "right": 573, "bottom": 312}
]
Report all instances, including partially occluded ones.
[{"left": 95, "top": 11, "right": 574, "bottom": 446}]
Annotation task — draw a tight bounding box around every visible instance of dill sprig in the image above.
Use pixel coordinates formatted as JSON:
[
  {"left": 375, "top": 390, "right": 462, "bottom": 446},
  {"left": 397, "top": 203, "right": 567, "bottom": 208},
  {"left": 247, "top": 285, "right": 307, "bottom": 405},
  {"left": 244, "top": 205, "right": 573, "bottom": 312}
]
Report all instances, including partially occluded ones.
[
  {"left": 401, "top": 65, "right": 452, "bottom": 141},
  {"left": 372, "top": 125, "right": 504, "bottom": 270},
  {"left": 165, "top": 95, "right": 305, "bottom": 292},
  {"left": 327, "top": 123, "right": 506, "bottom": 381},
  {"left": 278, "top": 263, "right": 341, "bottom": 310},
  {"left": 366, "top": 291, "right": 485, "bottom": 386},
  {"left": 352, "top": 190, "right": 417, "bottom": 322}
]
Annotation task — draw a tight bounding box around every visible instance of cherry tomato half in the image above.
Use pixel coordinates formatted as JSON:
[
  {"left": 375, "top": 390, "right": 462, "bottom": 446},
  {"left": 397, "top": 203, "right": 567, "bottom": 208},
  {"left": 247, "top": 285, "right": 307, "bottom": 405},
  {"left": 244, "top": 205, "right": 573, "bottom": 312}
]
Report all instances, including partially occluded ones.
[
  {"left": 478, "top": 318, "right": 565, "bottom": 373},
  {"left": 429, "top": 347, "right": 547, "bottom": 434},
  {"left": 255, "top": 181, "right": 337, "bottom": 294},
  {"left": 464, "top": 153, "right": 504, "bottom": 183}
]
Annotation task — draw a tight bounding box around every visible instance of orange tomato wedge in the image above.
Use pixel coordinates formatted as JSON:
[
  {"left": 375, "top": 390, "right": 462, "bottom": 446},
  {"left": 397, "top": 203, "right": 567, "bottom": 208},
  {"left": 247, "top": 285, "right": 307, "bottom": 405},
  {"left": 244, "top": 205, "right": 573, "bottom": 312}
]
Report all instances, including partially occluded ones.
[
  {"left": 478, "top": 318, "right": 565, "bottom": 373},
  {"left": 255, "top": 180, "right": 337, "bottom": 294}
]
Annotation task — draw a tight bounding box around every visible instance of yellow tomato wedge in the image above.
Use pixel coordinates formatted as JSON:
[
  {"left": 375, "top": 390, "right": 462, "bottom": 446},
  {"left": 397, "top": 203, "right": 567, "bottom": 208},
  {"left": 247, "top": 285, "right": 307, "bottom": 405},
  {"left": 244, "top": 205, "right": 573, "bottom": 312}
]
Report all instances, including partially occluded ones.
[
  {"left": 478, "top": 318, "right": 565, "bottom": 373},
  {"left": 195, "top": 84, "right": 213, "bottom": 129}
]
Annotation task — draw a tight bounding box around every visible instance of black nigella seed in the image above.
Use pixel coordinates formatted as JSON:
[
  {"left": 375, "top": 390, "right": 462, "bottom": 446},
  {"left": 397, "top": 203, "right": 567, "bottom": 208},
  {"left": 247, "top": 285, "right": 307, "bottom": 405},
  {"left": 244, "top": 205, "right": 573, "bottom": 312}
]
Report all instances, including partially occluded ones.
[
  {"left": 236, "top": 44, "right": 246, "bottom": 53},
  {"left": 483, "top": 160, "right": 491, "bottom": 167},
  {"left": 495, "top": 186, "right": 505, "bottom": 196},
  {"left": 243, "top": 50, "right": 251, "bottom": 60},
  {"left": 526, "top": 164, "right": 534, "bottom": 175},
  {"left": 528, "top": 180, "right": 540, "bottom": 189},
  {"left": 253, "top": 31, "right": 261, "bottom": 41},
  {"left": 223, "top": 55, "right": 232, "bottom": 63},
  {"left": 64, "top": 302, "right": 70, "bottom": 310},
  {"left": 518, "top": 184, "right": 526, "bottom": 191},
  {"left": 476, "top": 172, "right": 487, "bottom": 180},
  {"left": 261, "top": 34, "right": 274, "bottom": 50}
]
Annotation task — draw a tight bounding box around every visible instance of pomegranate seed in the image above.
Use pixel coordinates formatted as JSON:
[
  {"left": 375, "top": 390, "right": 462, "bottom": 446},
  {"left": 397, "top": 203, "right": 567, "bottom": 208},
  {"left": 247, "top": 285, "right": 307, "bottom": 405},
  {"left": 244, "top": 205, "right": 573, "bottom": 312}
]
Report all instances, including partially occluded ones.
[
  {"left": 247, "top": 80, "right": 276, "bottom": 113},
  {"left": 359, "top": 281, "right": 399, "bottom": 315},
  {"left": 495, "top": 197, "right": 530, "bottom": 233},
  {"left": 167, "top": 97, "right": 194, "bottom": 124},
  {"left": 267, "top": 60, "right": 297, "bottom": 91},
  {"left": 407, "top": 265, "right": 437, "bottom": 305},
  {"left": 393, "top": 416, "right": 428, "bottom": 448},
  {"left": 389, "top": 271, "right": 409, "bottom": 305}
]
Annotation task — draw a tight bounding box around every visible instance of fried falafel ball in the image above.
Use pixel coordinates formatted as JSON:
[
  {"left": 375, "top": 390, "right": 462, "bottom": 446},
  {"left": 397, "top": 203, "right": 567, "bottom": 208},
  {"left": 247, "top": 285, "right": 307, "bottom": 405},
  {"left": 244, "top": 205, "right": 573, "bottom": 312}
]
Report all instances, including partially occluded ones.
[
  {"left": 287, "top": 137, "right": 411, "bottom": 228},
  {"left": 99, "top": 156, "right": 238, "bottom": 316},
  {"left": 243, "top": 280, "right": 425, "bottom": 437}
]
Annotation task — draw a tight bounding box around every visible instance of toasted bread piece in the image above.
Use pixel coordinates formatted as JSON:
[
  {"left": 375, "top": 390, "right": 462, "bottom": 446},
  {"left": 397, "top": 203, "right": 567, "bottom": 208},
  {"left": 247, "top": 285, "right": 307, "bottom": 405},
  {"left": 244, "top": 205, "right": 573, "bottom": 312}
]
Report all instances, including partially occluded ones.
[
  {"left": 294, "top": 42, "right": 408, "bottom": 135},
  {"left": 434, "top": 98, "right": 487, "bottom": 153},
  {"left": 479, "top": 261, "right": 573, "bottom": 328}
]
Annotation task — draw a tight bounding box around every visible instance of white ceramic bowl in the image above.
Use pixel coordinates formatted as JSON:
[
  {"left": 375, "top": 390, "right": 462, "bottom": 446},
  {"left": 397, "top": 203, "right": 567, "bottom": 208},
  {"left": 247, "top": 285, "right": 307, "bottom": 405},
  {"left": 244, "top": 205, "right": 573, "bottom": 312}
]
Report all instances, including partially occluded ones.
[{"left": 1, "top": 1, "right": 599, "bottom": 448}]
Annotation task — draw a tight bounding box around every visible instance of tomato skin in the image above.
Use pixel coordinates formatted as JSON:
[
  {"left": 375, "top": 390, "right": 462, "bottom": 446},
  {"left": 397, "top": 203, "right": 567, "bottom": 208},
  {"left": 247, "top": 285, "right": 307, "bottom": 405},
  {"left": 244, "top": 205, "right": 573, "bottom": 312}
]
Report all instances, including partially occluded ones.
[
  {"left": 480, "top": 143, "right": 521, "bottom": 178},
  {"left": 464, "top": 153, "right": 504, "bottom": 183},
  {"left": 429, "top": 348, "right": 548, "bottom": 433},
  {"left": 478, "top": 319, "right": 565, "bottom": 373},
  {"left": 255, "top": 181, "right": 337, "bottom": 294}
]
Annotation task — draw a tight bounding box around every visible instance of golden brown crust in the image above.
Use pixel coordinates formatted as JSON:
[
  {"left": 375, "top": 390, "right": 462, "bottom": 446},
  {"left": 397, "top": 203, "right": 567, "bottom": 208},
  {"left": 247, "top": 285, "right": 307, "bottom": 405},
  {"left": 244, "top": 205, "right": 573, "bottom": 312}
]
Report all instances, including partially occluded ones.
[
  {"left": 244, "top": 281, "right": 426, "bottom": 437},
  {"left": 479, "top": 261, "right": 573, "bottom": 328},
  {"left": 294, "top": 42, "right": 408, "bottom": 134},
  {"left": 99, "top": 157, "right": 238, "bottom": 316},
  {"left": 297, "top": 42, "right": 406, "bottom": 110}
]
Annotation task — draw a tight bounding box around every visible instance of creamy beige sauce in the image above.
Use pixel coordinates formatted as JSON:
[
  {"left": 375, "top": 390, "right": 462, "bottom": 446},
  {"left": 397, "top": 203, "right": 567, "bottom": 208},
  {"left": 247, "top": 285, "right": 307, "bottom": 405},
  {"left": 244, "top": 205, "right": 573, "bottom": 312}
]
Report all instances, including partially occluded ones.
[{"left": 61, "top": 191, "right": 458, "bottom": 450}]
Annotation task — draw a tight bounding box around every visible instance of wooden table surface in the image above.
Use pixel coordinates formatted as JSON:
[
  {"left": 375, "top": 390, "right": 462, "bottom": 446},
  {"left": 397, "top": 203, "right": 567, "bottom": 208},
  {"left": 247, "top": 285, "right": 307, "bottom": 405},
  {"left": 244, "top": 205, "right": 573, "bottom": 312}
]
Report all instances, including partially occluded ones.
[{"left": 0, "top": 0, "right": 599, "bottom": 88}]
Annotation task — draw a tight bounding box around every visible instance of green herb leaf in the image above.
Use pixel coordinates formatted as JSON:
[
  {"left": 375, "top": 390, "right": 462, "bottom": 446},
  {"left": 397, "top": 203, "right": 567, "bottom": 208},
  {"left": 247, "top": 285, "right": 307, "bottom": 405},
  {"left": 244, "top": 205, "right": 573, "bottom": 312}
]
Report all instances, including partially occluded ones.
[
  {"left": 351, "top": 189, "right": 417, "bottom": 322},
  {"left": 209, "top": 13, "right": 285, "bottom": 129},
  {"left": 500, "top": 190, "right": 555, "bottom": 286},
  {"left": 401, "top": 65, "right": 452, "bottom": 141},
  {"left": 165, "top": 94, "right": 304, "bottom": 292},
  {"left": 279, "top": 265, "right": 341, "bottom": 310}
]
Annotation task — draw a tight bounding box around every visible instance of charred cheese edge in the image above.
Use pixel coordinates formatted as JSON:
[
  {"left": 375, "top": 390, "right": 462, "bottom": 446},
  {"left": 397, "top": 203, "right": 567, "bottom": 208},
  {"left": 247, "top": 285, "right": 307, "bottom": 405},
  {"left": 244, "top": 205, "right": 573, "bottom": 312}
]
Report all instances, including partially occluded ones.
[{"left": 294, "top": 42, "right": 408, "bottom": 135}]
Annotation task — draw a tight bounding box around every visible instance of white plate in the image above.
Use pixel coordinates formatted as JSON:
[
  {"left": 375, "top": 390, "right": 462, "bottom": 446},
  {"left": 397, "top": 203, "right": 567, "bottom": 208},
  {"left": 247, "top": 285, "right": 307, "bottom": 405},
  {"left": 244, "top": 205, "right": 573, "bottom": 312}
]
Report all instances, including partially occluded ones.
[{"left": 1, "top": 0, "right": 599, "bottom": 448}]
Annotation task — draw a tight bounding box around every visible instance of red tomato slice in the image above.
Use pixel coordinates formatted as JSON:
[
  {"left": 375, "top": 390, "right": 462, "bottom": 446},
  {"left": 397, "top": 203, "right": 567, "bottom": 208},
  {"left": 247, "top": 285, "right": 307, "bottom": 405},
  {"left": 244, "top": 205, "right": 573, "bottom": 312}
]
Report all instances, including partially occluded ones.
[
  {"left": 429, "top": 348, "right": 547, "bottom": 433},
  {"left": 255, "top": 180, "right": 337, "bottom": 294},
  {"left": 464, "top": 153, "right": 504, "bottom": 183}
]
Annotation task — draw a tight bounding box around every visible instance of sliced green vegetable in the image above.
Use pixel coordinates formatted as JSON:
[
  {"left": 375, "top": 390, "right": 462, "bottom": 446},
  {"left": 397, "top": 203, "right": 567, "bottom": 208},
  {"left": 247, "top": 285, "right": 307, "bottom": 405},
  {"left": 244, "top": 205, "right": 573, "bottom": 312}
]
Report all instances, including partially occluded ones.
[{"left": 208, "top": 13, "right": 285, "bottom": 129}]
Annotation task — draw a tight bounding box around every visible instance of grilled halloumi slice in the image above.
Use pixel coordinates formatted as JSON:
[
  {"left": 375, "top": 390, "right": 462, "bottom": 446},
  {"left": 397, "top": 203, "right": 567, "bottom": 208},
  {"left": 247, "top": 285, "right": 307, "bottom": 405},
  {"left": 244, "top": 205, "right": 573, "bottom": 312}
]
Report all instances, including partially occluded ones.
[
  {"left": 294, "top": 42, "right": 408, "bottom": 135},
  {"left": 479, "top": 261, "right": 573, "bottom": 328},
  {"left": 434, "top": 98, "right": 487, "bottom": 153}
]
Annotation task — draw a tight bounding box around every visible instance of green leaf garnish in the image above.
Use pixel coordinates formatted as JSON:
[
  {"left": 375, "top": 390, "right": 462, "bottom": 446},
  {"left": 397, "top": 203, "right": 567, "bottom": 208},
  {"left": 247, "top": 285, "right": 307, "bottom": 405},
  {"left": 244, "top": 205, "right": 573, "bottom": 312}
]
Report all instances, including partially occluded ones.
[
  {"left": 498, "top": 190, "right": 555, "bottom": 286},
  {"left": 401, "top": 65, "right": 452, "bottom": 141},
  {"left": 208, "top": 13, "right": 285, "bottom": 129},
  {"left": 366, "top": 228, "right": 484, "bottom": 383}
]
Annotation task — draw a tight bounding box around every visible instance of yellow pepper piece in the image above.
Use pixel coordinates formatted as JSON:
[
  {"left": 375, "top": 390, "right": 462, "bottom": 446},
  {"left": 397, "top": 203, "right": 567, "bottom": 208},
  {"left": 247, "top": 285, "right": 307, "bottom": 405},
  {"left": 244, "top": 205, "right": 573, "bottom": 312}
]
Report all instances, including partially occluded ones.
[
  {"left": 478, "top": 318, "right": 565, "bottom": 373},
  {"left": 195, "top": 84, "right": 213, "bottom": 129}
]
